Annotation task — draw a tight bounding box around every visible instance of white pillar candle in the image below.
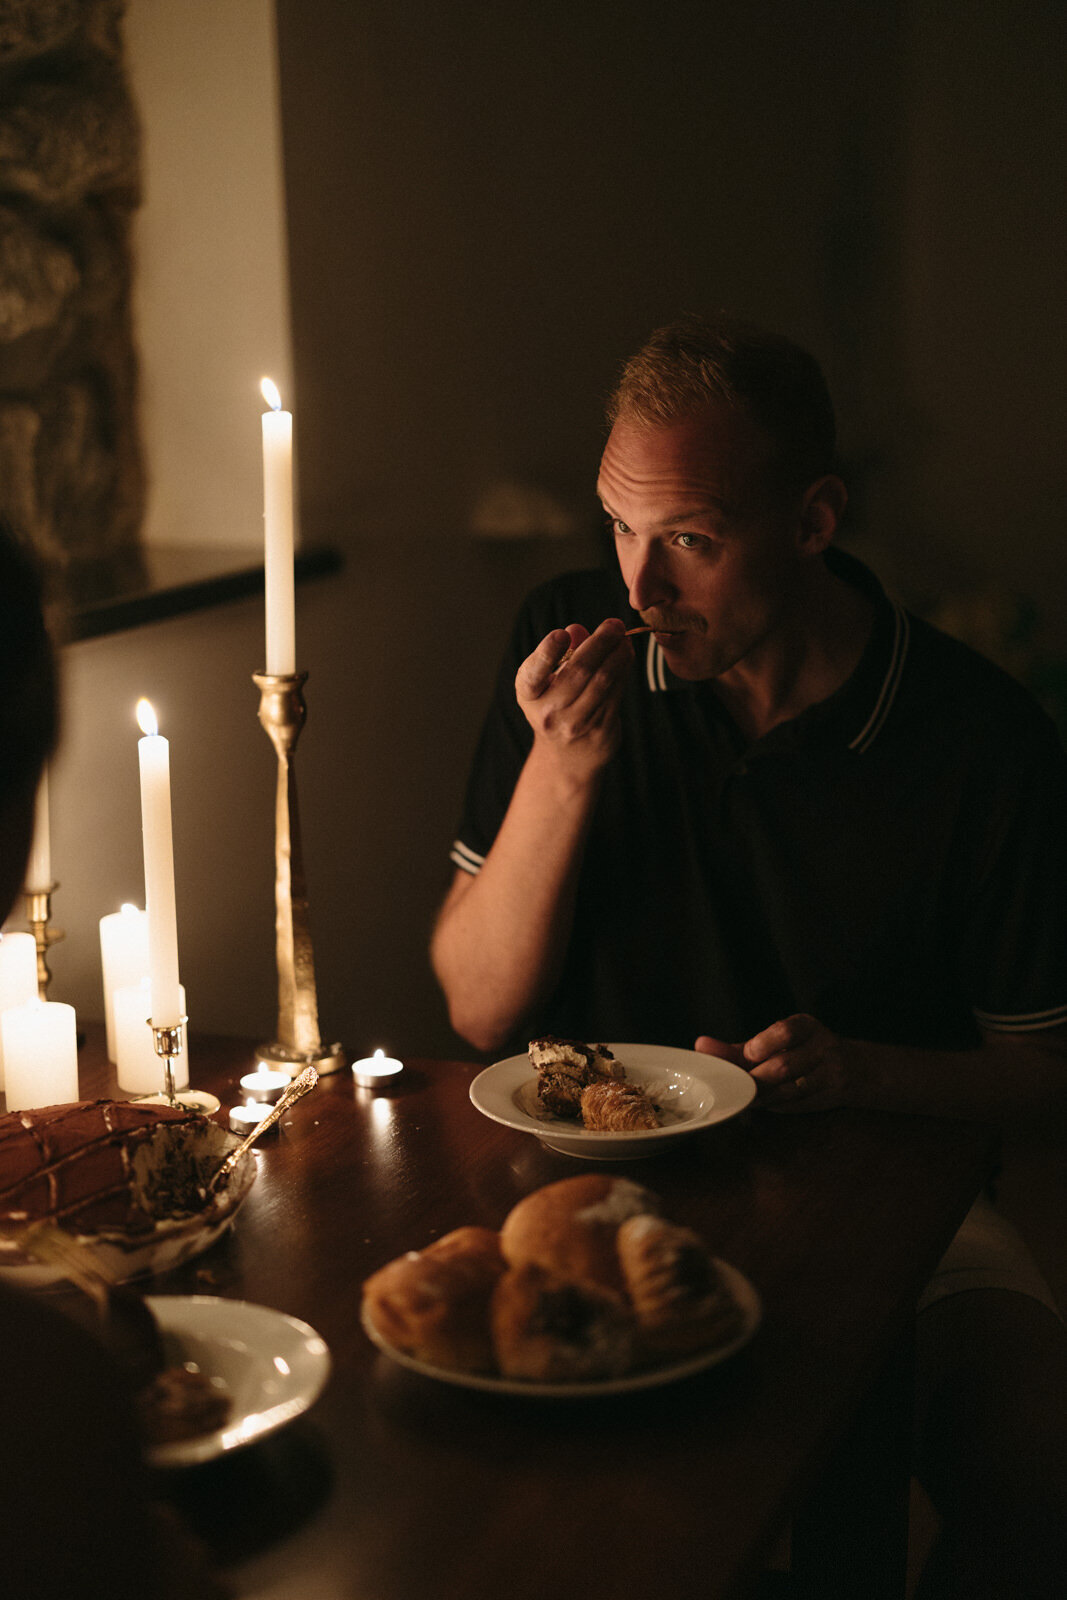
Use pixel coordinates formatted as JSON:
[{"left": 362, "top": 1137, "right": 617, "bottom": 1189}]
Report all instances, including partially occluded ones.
[
  {"left": 2, "top": 999, "right": 78, "bottom": 1110},
  {"left": 135, "top": 700, "right": 181, "bottom": 1029},
  {"left": 0, "top": 930, "right": 40, "bottom": 1090},
  {"left": 25, "top": 769, "right": 51, "bottom": 892},
  {"left": 99, "top": 904, "right": 150, "bottom": 1063},
  {"left": 261, "top": 377, "right": 296, "bottom": 676},
  {"left": 113, "top": 978, "right": 189, "bottom": 1095}
]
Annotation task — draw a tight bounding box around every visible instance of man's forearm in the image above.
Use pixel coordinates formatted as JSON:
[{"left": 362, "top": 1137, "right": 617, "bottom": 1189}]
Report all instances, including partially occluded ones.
[
  {"left": 431, "top": 747, "right": 604, "bottom": 1052},
  {"left": 845, "top": 1029, "right": 1067, "bottom": 1122}
]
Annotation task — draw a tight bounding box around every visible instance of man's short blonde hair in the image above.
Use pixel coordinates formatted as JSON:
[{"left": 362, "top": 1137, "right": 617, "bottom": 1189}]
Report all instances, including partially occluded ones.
[{"left": 606, "top": 315, "right": 838, "bottom": 492}]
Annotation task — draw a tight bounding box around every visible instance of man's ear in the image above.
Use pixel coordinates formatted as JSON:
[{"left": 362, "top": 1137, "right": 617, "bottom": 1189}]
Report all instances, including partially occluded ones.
[{"left": 798, "top": 475, "right": 847, "bottom": 554}]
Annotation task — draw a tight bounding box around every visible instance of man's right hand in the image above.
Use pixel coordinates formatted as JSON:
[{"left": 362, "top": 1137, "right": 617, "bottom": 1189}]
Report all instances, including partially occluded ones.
[{"left": 516, "top": 618, "right": 631, "bottom": 781}]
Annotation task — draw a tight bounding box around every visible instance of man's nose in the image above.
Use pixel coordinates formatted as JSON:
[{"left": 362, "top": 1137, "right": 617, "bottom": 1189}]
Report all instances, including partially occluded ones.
[{"left": 627, "top": 543, "right": 674, "bottom": 613}]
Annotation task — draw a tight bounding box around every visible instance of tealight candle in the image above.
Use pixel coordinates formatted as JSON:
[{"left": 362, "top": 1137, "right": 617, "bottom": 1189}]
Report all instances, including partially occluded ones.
[
  {"left": 0, "top": 930, "right": 39, "bottom": 1089},
  {"left": 352, "top": 1047, "right": 404, "bottom": 1089},
  {"left": 2, "top": 999, "right": 78, "bottom": 1110},
  {"left": 99, "top": 904, "right": 150, "bottom": 1063},
  {"left": 239, "top": 1065, "right": 290, "bottom": 1104},
  {"left": 228, "top": 1098, "right": 276, "bottom": 1136}
]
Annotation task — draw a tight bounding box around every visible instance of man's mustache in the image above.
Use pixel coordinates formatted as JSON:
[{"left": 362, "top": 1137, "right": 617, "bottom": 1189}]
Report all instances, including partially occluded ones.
[{"left": 639, "top": 609, "right": 707, "bottom": 634}]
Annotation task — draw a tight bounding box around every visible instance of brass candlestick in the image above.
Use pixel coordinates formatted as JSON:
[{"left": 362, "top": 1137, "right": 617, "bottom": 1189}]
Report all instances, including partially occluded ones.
[
  {"left": 152, "top": 1018, "right": 186, "bottom": 1106},
  {"left": 253, "top": 672, "right": 345, "bottom": 1076},
  {"left": 24, "top": 884, "right": 64, "bottom": 999}
]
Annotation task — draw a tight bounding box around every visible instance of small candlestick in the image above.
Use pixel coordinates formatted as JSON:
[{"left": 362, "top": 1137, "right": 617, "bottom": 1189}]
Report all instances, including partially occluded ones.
[
  {"left": 228, "top": 1098, "right": 277, "bottom": 1136},
  {"left": 240, "top": 1064, "right": 290, "bottom": 1104},
  {"left": 23, "top": 886, "right": 64, "bottom": 1000},
  {"left": 352, "top": 1047, "right": 404, "bottom": 1089}
]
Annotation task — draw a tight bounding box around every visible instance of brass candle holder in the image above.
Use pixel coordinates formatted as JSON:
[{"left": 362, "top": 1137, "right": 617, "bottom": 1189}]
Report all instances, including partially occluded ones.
[
  {"left": 23, "top": 883, "right": 63, "bottom": 999},
  {"left": 152, "top": 1018, "right": 186, "bottom": 1106},
  {"left": 253, "top": 671, "right": 345, "bottom": 1077}
]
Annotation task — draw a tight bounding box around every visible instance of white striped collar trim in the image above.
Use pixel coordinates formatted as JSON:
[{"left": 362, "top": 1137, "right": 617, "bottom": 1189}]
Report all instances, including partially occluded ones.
[
  {"left": 644, "top": 600, "right": 911, "bottom": 755},
  {"left": 645, "top": 635, "right": 667, "bottom": 692},
  {"left": 974, "top": 1003, "right": 1067, "bottom": 1034},
  {"left": 450, "top": 839, "right": 485, "bottom": 876},
  {"left": 847, "top": 601, "right": 910, "bottom": 753}
]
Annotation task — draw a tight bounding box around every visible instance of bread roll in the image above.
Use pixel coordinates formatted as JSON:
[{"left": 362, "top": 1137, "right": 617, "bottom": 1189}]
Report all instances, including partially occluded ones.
[
  {"left": 362, "top": 1229, "right": 505, "bottom": 1372},
  {"left": 500, "top": 1174, "right": 659, "bottom": 1294},
  {"left": 491, "top": 1263, "right": 635, "bottom": 1381},
  {"left": 617, "top": 1213, "right": 743, "bottom": 1358}
]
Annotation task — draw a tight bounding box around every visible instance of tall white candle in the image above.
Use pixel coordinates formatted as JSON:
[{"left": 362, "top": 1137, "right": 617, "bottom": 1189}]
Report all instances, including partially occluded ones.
[
  {"left": 99, "top": 904, "right": 150, "bottom": 1063},
  {"left": 261, "top": 377, "right": 296, "bottom": 676},
  {"left": 25, "top": 768, "right": 51, "bottom": 892},
  {"left": 136, "top": 699, "right": 181, "bottom": 1029},
  {"left": 114, "top": 978, "right": 189, "bottom": 1095},
  {"left": 0, "top": 930, "right": 39, "bottom": 1089},
  {"left": 2, "top": 999, "right": 78, "bottom": 1110}
]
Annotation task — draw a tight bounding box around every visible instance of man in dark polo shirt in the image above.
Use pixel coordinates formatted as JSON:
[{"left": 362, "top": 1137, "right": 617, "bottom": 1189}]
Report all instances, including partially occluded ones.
[{"left": 431, "top": 317, "right": 1067, "bottom": 1596}]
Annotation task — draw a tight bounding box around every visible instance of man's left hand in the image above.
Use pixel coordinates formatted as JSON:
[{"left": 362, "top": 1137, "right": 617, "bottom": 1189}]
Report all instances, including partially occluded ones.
[{"left": 697, "top": 1015, "right": 858, "bottom": 1112}]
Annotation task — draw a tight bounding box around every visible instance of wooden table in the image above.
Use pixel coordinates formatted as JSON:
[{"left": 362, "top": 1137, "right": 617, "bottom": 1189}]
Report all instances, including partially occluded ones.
[{"left": 77, "top": 1026, "right": 995, "bottom": 1600}]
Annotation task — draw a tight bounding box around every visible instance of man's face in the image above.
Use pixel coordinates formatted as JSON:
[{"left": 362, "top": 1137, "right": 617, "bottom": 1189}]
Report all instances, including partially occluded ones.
[{"left": 596, "top": 403, "right": 811, "bottom": 682}]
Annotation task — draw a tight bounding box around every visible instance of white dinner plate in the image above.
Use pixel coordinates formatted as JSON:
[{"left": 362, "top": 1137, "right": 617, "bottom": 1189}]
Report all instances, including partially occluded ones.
[
  {"left": 361, "top": 1259, "right": 760, "bottom": 1397},
  {"left": 144, "top": 1295, "right": 331, "bottom": 1468},
  {"left": 469, "top": 1043, "right": 756, "bottom": 1159}
]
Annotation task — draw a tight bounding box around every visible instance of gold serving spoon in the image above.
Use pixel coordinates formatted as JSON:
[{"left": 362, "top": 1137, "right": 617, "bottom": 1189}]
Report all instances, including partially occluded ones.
[{"left": 206, "top": 1065, "right": 319, "bottom": 1194}]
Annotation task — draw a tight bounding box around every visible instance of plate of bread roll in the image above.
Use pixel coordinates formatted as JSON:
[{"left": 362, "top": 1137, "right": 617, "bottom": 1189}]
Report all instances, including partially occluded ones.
[
  {"left": 360, "top": 1174, "right": 760, "bottom": 1395},
  {"left": 469, "top": 1039, "right": 756, "bottom": 1159}
]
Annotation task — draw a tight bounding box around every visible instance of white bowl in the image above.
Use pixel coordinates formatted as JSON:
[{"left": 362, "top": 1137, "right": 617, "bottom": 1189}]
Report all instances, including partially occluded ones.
[{"left": 470, "top": 1043, "right": 756, "bottom": 1160}]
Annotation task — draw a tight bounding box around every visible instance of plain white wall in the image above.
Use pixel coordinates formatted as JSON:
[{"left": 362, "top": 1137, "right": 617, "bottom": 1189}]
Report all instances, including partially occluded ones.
[{"left": 125, "top": 0, "right": 294, "bottom": 551}]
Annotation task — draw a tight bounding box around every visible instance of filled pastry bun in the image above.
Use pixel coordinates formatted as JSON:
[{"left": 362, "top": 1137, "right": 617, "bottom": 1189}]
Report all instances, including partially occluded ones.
[
  {"left": 491, "top": 1263, "right": 635, "bottom": 1381},
  {"left": 616, "top": 1213, "right": 743, "bottom": 1358},
  {"left": 499, "top": 1174, "right": 659, "bottom": 1294},
  {"left": 362, "top": 1226, "right": 505, "bottom": 1372}
]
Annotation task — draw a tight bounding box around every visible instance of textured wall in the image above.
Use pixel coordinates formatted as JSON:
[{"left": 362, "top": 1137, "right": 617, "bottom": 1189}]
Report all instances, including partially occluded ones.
[{"left": 0, "top": 0, "right": 142, "bottom": 577}]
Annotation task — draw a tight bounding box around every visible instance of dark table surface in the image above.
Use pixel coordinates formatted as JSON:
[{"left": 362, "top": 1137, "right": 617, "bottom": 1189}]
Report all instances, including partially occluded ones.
[{"left": 74, "top": 1025, "right": 996, "bottom": 1600}]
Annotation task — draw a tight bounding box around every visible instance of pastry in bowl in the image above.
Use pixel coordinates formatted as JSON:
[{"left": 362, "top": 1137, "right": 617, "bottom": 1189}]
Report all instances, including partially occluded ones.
[
  {"left": 0, "top": 1099, "right": 256, "bottom": 1282},
  {"left": 362, "top": 1178, "right": 751, "bottom": 1386}
]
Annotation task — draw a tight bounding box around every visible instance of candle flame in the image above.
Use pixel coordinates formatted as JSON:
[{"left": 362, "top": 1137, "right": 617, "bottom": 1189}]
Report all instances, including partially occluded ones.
[
  {"left": 260, "top": 377, "right": 282, "bottom": 412},
  {"left": 135, "top": 698, "right": 158, "bottom": 736},
  {"left": 120, "top": 902, "right": 140, "bottom": 916},
  {"left": 373, "top": 1048, "right": 385, "bottom": 1060}
]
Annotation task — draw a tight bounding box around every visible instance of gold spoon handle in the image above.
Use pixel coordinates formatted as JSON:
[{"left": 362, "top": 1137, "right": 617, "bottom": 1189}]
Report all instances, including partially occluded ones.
[{"left": 209, "top": 1065, "right": 319, "bottom": 1191}]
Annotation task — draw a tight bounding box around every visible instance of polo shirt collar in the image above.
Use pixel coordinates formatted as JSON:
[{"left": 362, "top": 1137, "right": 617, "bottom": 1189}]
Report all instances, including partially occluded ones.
[{"left": 641, "top": 547, "right": 910, "bottom": 754}]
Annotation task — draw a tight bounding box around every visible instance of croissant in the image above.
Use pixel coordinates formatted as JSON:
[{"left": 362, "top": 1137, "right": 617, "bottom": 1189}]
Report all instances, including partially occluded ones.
[{"left": 580, "top": 1080, "right": 659, "bottom": 1131}]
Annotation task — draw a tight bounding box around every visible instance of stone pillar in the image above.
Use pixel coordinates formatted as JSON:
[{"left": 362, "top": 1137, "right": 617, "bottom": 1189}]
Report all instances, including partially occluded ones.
[{"left": 0, "top": 0, "right": 144, "bottom": 586}]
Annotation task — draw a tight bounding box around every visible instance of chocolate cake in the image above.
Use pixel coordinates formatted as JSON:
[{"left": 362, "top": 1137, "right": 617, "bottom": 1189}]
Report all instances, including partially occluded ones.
[
  {"left": 528, "top": 1036, "right": 624, "bottom": 1118},
  {"left": 0, "top": 1099, "right": 207, "bottom": 1236}
]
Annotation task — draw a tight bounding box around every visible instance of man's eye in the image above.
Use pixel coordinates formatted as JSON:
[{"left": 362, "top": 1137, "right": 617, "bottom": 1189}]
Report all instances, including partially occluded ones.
[
  {"left": 676, "top": 532, "right": 706, "bottom": 550},
  {"left": 610, "top": 518, "right": 632, "bottom": 537}
]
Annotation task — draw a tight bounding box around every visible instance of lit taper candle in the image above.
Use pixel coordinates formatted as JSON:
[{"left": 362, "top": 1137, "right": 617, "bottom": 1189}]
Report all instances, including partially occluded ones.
[
  {"left": 135, "top": 699, "right": 181, "bottom": 1028},
  {"left": 260, "top": 377, "right": 296, "bottom": 676},
  {"left": 25, "top": 768, "right": 51, "bottom": 892}
]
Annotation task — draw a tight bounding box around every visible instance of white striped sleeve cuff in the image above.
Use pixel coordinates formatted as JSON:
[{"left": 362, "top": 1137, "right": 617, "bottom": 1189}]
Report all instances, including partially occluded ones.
[
  {"left": 450, "top": 839, "right": 486, "bottom": 876},
  {"left": 973, "top": 1003, "right": 1067, "bottom": 1033}
]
